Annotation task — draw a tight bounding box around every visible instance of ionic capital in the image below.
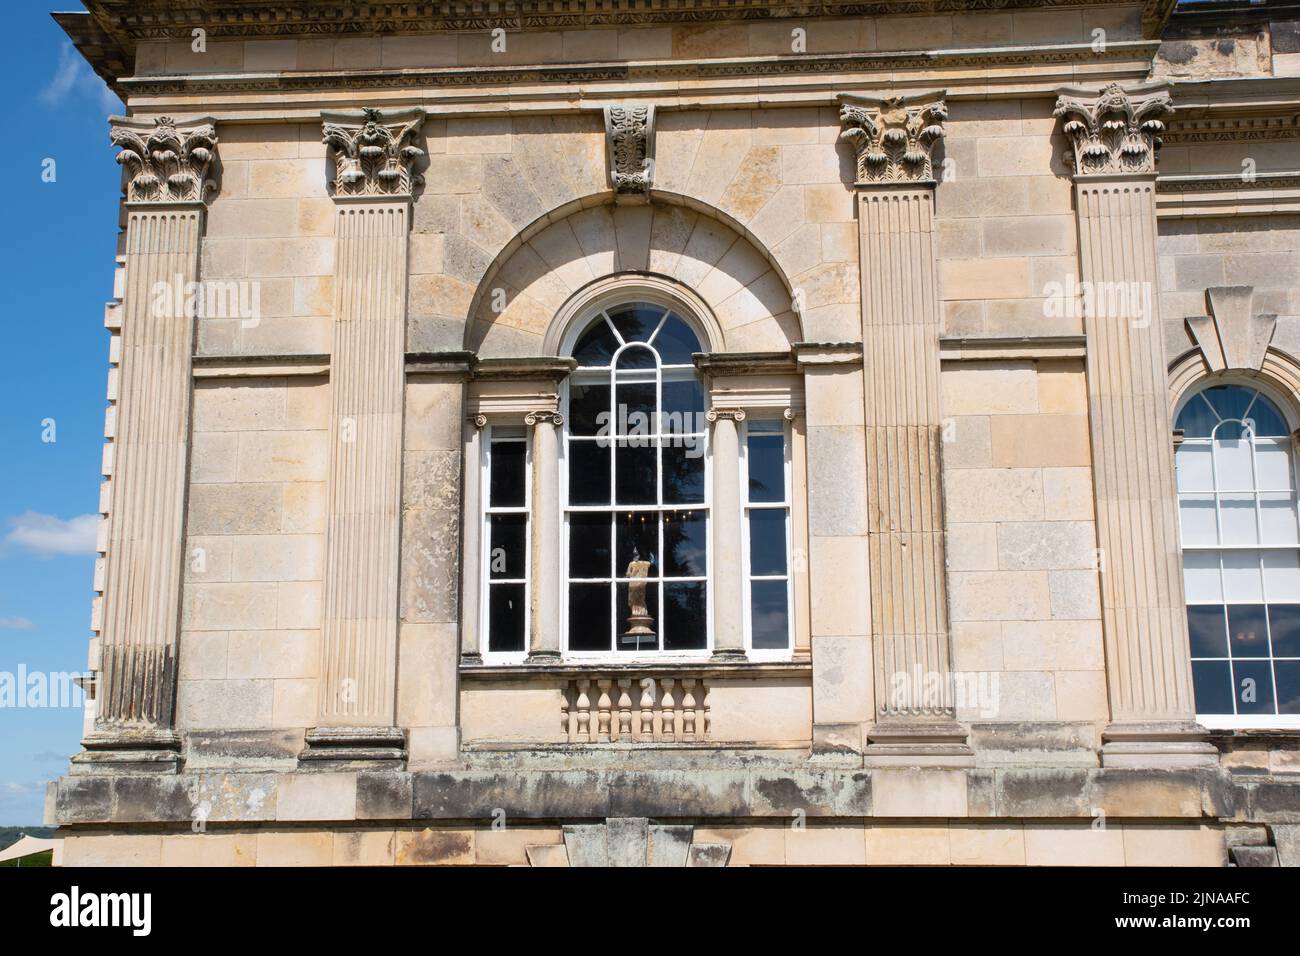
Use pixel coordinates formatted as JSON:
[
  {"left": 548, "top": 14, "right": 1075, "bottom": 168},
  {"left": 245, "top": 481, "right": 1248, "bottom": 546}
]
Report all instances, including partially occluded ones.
[
  {"left": 706, "top": 408, "right": 746, "bottom": 423},
  {"left": 1054, "top": 82, "right": 1174, "bottom": 177},
  {"left": 322, "top": 107, "right": 426, "bottom": 199},
  {"left": 838, "top": 92, "right": 947, "bottom": 186},
  {"left": 525, "top": 410, "right": 563, "bottom": 427},
  {"left": 111, "top": 115, "right": 218, "bottom": 204}
]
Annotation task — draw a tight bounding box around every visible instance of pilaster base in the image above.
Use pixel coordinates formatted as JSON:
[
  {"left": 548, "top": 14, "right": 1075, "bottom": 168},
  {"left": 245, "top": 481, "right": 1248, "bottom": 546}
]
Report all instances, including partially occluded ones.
[
  {"left": 710, "top": 648, "right": 748, "bottom": 663},
  {"left": 460, "top": 652, "right": 484, "bottom": 667},
  {"left": 1100, "top": 721, "right": 1219, "bottom": 768},
  {"left": 70, "top": 728, "right": 182, "bottom": 775},
  {"left": 525, "top": 650, "right": 563, "bottom": 664},
  {"left": 864, "top": 720, "right": 974, "bottom": 767},
  {"left": 299, "top": 726, "right": 407, "bottom": 771}
]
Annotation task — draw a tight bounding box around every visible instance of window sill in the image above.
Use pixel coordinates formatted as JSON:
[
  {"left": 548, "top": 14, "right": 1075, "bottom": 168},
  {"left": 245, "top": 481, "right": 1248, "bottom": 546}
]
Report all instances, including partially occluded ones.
[{"left": 459, "top": 659, "right": 812, "bottom": 680}]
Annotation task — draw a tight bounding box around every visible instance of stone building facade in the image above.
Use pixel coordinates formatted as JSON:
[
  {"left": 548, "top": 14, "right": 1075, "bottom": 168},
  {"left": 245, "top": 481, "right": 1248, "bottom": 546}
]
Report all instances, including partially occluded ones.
[{"left": 46, "top": 0, "right": 1300, "bottom": 865}]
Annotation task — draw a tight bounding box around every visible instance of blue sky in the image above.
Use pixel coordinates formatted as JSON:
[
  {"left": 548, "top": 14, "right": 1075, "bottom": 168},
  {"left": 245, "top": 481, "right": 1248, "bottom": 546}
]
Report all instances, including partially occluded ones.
[{"left": 0, "top": 2, "right": 122, "bottom": 824}]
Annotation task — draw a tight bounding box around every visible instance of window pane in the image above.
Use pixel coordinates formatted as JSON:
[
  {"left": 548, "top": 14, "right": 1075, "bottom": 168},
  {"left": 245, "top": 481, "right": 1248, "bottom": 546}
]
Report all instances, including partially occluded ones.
[
  {"left": 1192, "top": 659, "right": 1234, "bottom": 714},
  {"left": 615, "top": 581, "right": 659, "bottom": 652},
  {"left": 487, "top": 583, "right": 525, "bottom": 653},
  {"left": 653, "top": 315, "right": 702, "bottom": 366},
  {"left": 615, "top": 441, "right": 657, "bottom": 505},
  {"left": 1263, "top": 551, "right": 1300, "bottom": 602},
  {"left": 1183, "top": 550, "right": 1223, "bottom": 603},
  {"left": 749, "top": 509, "right": 788, "bottom": 576},
  {"left": 1246, "top": 394, "right": 1289, "bottom": 437},
  {"left": 1175, "top": 444, "right": 1214, "bottom": 492},
  {"left": 662, "top": 378, "right": 705, "bottom": 434},
  {"left": 1276, "top": 661, "right": 1300, "bottom": 714},
  {"left": 1214, "top": 439, "right": 1255, "bottom": 490},
  {"left": 569, "top": 381, "right": 610, "bottom": 436},
  {"left": 568, "top": 583, "right": 611, "bottom": 652},
  {"left": 663, "top": 581, "right": 707, "bottom": 651},
  {"left": 750, "top": 579, "right": 790, "bottom": 650},
  {"left": 1176, "top": 395, "right": 1218, "bottom": 438},
  {"left": 1178, "top": 495, "right": 1217, "bottom": 547},
  {"left": 568, "top": 440, "right": 610, "bottom": 505},
  {"left": 1187, "top": 605, "right": 1228, "bottom": 657},
  {"left": 1205, "top": 385, "right": 1254, "bottom": 424},
  {"left": 747, "top": 433, "right": 785, "bottom": 503},
  {"left": 573, "top": 317, "right": 619, "bottom": 367},
  {"left": 489, "top": 439, "right": 526, "bottom": 508},
  {"left": 1270, "top": 604, "right": 1300, "bottom": 658},
  {"left": 1220, "top": 494, "right": 1259, "bottom": 545},
  {"left": 569, "top": 512, "right": 612, "bottom": 580},
  {"left": 662, "top": 443, "right": 705, "bottom": 504},
  {"left": 608, "top": 305, "right": 662, "bottom": 344},
  {"left": 1222, "top": 550, "right": 1264, "bottom": 603},
  {"left": 1255, "top": 442, "right": 1294, "bottom": 490},
  {"left": 664, "top": 509, "right": 707, "bottom": 577},
  {"left": 488, "top": 514, "right": 527, "bottom": 579},
  {"left": 1227, "top": 604, "right": 1269, "bottom": 658},
  {"left": 1260, "top": 494, "right": 1299, "bottom": 545},
  {"left": 1234, "top": 659, "right": 1276, "bottom": 715},
  {"left": 616, "top": 512, "right": 659, "bottom": 578},
  {"left": 615, "top": 380, "right": 656, "bottom": 431}
]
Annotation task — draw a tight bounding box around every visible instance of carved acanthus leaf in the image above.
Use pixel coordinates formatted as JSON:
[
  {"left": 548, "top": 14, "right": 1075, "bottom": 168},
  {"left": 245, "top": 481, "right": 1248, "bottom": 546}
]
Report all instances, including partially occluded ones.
[
  {"left": 1054, "top": 82, "right": 1174, "bottom": 176},
  {"left": 604, "top": 105, "right": 656, "bottom": 200},
  {"left": 111, "top": 116, "right": 217, "bottom": 203},
  {"left": 838, "top": 93, "right": 946, "bottom": 185},
  {"left": 322, "top": 107, "right": 426, "bottom": 198}
]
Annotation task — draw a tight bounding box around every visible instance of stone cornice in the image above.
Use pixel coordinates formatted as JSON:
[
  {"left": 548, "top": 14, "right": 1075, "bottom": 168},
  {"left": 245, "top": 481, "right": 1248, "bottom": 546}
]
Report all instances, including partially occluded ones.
[
  {"left": 472, "top": 356, "right": 577, "bottom": 382},
  {"left": 322, "top": 107, "right": 426, "bottom": 199},
  {"left": 1054, "top": 81, "right": 1174, "bottom": 176},
  {"left": 839, "top": 91, "right": 947, "bottom": 186},
  {"left": 110, "top": 114, "right": 217, "bottom": 204},
  {"left": 1157, "top": 172, "right": 1300, "bottom": 193},
  {"left": 693, "top": 351, "right": 800, "bottom": 376}
]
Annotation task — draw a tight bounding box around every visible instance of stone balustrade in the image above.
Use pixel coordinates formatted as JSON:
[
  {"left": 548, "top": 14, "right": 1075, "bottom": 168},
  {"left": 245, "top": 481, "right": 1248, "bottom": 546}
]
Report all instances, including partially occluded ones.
[{"left": 562, "top": 676, "right": 711, "bottom": 744}]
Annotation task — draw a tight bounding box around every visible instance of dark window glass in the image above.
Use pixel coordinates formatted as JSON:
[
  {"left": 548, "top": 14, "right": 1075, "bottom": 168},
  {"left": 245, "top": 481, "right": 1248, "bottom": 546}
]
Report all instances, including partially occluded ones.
[
  {"left": 608, "top": 305, "right": 662, "bottom": 343},
  {"left": 1228, "top": 604, "right": 1270, "bottom": 658},
  {"left": 749, "top": 509, "right": 788, "bottom": 576},
  {"left": 489, "top": 440, "right": 526, "bottom": 508},
  {"left": 662, "top": 443, "right": 705, "bottom": 504},
  {"left": 1269, "top": 604, "right": 1300, "bottom": 657},
  {"left": 653, "top": 316, "right": 702, "bottom": 366},
  {"left": 488, "top": 514, "right": 527, "bottom": 580},
  {"left": 1276, "top": 661, "right": 1300, "bottom": 714},
  {"left": 662, "top": 379, "right": 704, "bottom": 434},
  {"left": 487, "top": 584, "right": 526, "bottom": 653},
  {"left": 568, "top": 440, "right": 610, "bottom": 505},
  {"left": 1187, "top": 605, "right": 1228, "bottom": 657},
  {"left": 569, "top": 584, "right": 611, "bottom": 651},
  {"left": 573, "top": 318, "right": 619, "bottom": 367},
  {"left": 1246, "top": 397, "right": 1288, "bottom": 437},
  {"left": 616, "top": 512, "right": 659, "bottom": 578},
  {"left": 1234, "top": 660, "right": 1276, "bottom": 715},
  {"left": 747, "top": 433, "right": 785, "bottom": 503},
  {"left": 1206, "top": 385, "right": 1254, "bottom": 426},
  {"left": 615, "top": 581, "right": 659, "bottom": 652},
  {"left": 615, "top": 344, "right": 656, "bottom": 371},
  {"left": 616, "top": 442, "right": 658, "bottom": 505},
  {"left": 1192, "top": 659, "right": 1234, "bottom": 715},
  {"left": 569, "top": 512, "right": 612, "bottom": 580},
  {"left": 663, "top": 581, "right": 707, "bottom": 651},
  {"left": 1175, "top": 396, "right": 1217, "bottom": 439},
  {"left": 568, "top": 381, "right": 610, "bottom": 436},
  {"left": 750, "top": 579, "right": 790, "bottom": 650},
  {"left": 664, "top": 510, "right": 707, "bottom": 577},
  {"left": 615, "top": 380, "right": 656, "bottom": 430}
]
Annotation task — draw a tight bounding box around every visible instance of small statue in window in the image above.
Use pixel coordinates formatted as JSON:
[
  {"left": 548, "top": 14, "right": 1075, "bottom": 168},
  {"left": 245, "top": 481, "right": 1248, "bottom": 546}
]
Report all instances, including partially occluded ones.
[{"left": 623, "top": 550, "right": 656, "bottom": 647}]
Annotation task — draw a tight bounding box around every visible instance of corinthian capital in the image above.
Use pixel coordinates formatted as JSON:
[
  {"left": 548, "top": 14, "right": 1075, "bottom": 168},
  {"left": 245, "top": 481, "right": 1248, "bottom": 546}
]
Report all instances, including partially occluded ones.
[
  {"left": 604, "top": 104, "right": 656, "bottom": 202},
  {"left": 838, "top": 92, "right": 946, "bottom": 186},
  {"left": 322, "top": 107, "right": 426, "bottom": 198},
  {"left": 111, "top": 115, "right": 217, "bottom": 204},
  {"left": 1054, "top": 82, "right": 1174, "bottom": 176}
]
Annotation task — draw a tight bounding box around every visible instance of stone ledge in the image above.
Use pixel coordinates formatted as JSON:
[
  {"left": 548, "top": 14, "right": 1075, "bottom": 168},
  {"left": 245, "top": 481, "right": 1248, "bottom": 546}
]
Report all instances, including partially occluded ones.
[{"left": 459, "top": 660, "right": 812, "bottom": 680}]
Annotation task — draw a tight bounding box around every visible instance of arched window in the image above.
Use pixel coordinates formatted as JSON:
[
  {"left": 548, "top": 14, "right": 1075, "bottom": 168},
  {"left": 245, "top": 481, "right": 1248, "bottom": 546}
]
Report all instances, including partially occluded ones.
[
  {"left": 1176, "top": 383, "right": 1300, "bottom": 723},
  {"left": 563, "top": 302, "right": 709, "bottom": 655}
]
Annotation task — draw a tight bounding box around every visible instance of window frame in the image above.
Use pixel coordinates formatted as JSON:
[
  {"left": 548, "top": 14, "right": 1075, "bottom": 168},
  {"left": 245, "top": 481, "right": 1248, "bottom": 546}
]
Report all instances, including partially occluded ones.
[
  {"left": 479, "top": 423, "right": 532, "bottom": 664},
  {"left": 740, "top": 416, "right": 796, "bottom": 660},
  {"left": 1175, "top": 379, "right": 1300, "bottom": 729}
]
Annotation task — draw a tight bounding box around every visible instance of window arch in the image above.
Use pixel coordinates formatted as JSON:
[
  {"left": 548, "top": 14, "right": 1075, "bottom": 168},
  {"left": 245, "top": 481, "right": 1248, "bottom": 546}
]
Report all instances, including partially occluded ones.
[
  {"left": 1176, "top": 382, "right": 1300, "bottom": 723},
  {"left": 562, "top": 302, "right": 710, "bottom": 655}
]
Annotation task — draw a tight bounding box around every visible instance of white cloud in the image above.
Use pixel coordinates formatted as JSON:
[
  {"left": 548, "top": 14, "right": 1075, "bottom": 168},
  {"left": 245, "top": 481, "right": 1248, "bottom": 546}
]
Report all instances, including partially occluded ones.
[
  {"left": 40, "top": 42, "right": 121, "bottom": 114},
  {"left": 3, "top": 512, "right": 98, "bottom": 557},
  {"left": 0, "top": 617, "right": 34, "bottom": 630}
]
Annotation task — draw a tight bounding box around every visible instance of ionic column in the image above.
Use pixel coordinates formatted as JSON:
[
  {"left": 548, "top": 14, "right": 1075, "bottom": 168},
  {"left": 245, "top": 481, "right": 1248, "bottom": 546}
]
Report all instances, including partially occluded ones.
[
  {"left": 73, "top": 116, "right": 218, "bottom": 774},
  {"left": 527, "top": 410, "right": 563, "bottom": 662},
  {"left": 1054, "top": 83, "right": 1215, "bottom": 766},
  {"left": 839, "top": 93, "right": 969, "bottom": 761},
  {"left": 707, "top": 407, "right": 746, "bottom": 660},
  {"left": 301, "top": 108, "right": 425, "bottom": 768},
  {"left": 459, "top": 415, "right": 486, "bottom": 665}
]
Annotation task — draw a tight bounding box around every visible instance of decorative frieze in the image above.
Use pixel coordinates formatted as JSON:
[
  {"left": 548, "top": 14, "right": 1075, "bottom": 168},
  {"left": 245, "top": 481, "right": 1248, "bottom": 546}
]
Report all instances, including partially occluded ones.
[
  {"left": 1054, "top": 81, "right": 1173, "bottom": 176},
  {"left": 562, "top": 676, "right": 711, "bottom": 743},
  {"left": 838, "top": 93, "right": 946, "bottom": 186},
  {"left": 1186, "top": 286, "right": 1278, "bottom": 374},
  {"left": 111, "top": 115, "right": 216, "bottom": 203},
  {"left": 604, "top": 104, "right": 656, "bottom": 201},
  {"left": 322, "top": 107, "right": 425, "bottom": 198}
]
